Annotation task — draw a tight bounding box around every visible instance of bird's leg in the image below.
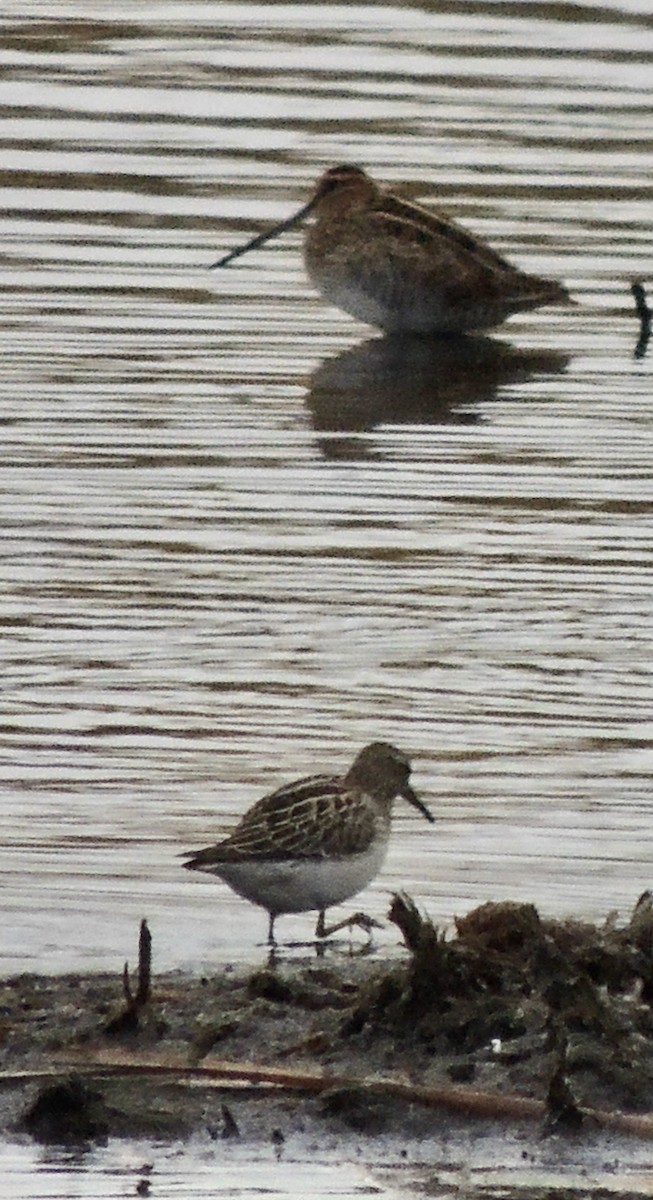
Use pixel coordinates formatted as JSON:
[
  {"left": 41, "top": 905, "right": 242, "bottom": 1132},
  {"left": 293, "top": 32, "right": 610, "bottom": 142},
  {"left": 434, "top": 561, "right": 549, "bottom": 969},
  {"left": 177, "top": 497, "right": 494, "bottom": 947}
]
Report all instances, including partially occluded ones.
[
  {"left": 315, "top": 910, "right": 383, "bottom": 940},
  {"left": 267, "top": 913, "right": 277, "bottom": 946}
]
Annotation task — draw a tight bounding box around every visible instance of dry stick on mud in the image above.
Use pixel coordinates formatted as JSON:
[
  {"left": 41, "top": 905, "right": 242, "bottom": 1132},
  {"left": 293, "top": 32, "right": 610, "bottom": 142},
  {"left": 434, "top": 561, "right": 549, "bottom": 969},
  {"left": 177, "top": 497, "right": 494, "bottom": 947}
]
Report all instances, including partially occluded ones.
[
  {"left": 135, "top": 919, "right": 152, "bottom": 1006},
  {"left": 12, "top": 1051, "right": 653, "bottom": 1141}
]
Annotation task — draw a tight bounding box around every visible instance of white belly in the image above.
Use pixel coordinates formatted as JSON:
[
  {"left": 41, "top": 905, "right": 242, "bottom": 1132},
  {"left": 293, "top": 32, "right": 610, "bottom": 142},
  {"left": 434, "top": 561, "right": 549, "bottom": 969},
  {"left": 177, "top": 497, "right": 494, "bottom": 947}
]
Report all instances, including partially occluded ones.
[
  {"left": 208, "top": 837, "right": 389, "bottom": 916},
  {"left": 307, "top": 263, "right": 489, "bottom": 333},
  {"left": 308, "top": 264, "right": 452, "bottom": 334}
]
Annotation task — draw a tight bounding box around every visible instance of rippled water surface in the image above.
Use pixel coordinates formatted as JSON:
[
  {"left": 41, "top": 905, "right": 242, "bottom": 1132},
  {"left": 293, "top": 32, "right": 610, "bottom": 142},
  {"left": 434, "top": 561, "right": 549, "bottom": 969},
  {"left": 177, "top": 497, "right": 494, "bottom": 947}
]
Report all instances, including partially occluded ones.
[
  {"left": 0, "top": 0, "right": 652, "bottom": 992},
  {"left": 2, "top": 1132, "right": 653, "bottom": 1200}
]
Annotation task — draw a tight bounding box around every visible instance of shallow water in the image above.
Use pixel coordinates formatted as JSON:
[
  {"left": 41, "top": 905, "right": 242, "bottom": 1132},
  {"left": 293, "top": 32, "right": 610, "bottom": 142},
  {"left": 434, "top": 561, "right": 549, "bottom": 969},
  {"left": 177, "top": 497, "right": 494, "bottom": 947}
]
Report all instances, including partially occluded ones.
[
  {"left": 0, "top": 0, "right": 652, "bottom": 989},
  {"left": 2, "top": 1131, "right": 653, "bottom": 1200}
]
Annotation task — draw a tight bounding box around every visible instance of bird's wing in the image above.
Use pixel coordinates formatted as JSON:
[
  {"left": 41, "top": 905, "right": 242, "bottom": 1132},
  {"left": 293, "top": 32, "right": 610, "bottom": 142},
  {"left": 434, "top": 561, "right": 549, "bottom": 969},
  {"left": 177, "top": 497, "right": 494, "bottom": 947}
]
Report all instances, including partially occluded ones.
[
  {"left": 353, "top": 205, "right": 565, "bottom": 309},
  {"left": 186, "top": 776, "right": 377, "bottom": 864},
  {"left": 379, "top": 193, "right": 516, "bottom": 275}
]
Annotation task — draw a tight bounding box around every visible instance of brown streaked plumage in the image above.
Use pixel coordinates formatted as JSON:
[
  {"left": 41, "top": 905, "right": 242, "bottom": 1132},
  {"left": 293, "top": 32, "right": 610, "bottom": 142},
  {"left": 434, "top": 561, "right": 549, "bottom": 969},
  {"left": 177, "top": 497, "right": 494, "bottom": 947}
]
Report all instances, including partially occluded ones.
[
  {"left": 213, "top": 164, "right": 571, "bottom": 334},
  {"left": 183, "top": 741, "right": 434, "bottom": 946}
]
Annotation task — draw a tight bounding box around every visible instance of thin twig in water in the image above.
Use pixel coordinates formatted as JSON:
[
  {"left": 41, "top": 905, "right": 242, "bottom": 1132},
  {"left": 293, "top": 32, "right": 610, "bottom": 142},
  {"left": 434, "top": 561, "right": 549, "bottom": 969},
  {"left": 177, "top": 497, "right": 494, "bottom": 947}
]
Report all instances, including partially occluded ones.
[{"left": 631, "top": 280, "right": 651, "bottom": 359}]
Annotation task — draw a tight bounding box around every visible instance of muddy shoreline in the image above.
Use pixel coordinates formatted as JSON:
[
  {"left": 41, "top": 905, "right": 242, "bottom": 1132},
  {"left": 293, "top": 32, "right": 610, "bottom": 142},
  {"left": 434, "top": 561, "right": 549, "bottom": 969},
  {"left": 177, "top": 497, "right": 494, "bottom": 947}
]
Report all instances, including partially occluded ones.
[{"left": 4, "top": 894, "right": 653, "bottom": 1148}]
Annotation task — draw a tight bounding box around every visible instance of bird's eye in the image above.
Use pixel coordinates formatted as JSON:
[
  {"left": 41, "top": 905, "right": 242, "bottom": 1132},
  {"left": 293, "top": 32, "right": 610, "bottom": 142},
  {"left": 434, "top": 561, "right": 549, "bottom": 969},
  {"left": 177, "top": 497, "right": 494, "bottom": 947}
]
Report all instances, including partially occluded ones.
[{"left": 322, "top": 174, "right": 341, "bottom": 192}]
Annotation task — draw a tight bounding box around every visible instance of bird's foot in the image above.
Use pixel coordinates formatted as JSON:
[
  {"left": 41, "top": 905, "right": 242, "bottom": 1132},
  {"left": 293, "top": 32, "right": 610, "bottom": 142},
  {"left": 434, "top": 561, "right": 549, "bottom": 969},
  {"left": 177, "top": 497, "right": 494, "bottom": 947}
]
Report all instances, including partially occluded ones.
[{"left": 315, "top": 910, "right": 383, "bottom": 941}]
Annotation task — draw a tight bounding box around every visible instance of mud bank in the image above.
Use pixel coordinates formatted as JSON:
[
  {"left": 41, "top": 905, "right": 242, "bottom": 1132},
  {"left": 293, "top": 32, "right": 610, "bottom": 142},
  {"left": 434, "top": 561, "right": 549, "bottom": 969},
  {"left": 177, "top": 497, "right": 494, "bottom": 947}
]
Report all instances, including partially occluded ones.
[{"left": 3, "top": 894, "right": 653, "bottom": 1146}]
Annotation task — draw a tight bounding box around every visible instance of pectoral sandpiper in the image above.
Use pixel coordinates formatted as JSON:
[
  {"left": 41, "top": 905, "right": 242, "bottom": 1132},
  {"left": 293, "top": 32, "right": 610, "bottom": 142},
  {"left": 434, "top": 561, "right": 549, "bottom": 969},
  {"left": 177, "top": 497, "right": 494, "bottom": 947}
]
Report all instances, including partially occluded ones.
[
  {"left": 183, "top": 741, "right": 434, "bottom": 946},
  {"left": 213, "top": 164, "right": 571, "bottom": 334}
]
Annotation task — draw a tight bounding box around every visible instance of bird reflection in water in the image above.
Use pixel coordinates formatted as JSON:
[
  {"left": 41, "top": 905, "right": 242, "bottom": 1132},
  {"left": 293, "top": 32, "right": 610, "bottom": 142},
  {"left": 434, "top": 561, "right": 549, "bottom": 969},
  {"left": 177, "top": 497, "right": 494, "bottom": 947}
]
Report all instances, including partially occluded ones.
[{"left": 305, "top": 333, "right": 569, "bottom": 460}]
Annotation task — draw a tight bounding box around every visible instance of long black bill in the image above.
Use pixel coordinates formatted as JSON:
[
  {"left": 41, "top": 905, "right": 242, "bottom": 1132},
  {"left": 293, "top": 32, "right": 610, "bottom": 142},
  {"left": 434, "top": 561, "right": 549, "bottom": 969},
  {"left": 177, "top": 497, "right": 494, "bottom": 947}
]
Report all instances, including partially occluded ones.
[
  {"left": 401, "top": 783, "right": 435, "bottom": 824},
  {"left": 212, "top": 197, "right": 317, "bottom": 269}
]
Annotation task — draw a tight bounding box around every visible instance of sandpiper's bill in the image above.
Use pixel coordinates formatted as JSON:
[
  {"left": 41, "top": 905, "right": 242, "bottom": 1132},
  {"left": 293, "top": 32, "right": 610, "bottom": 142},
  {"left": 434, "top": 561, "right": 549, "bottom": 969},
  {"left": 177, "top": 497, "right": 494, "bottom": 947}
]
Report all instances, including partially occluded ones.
[
  {"left": 183, "top": 741, "right": 434, "bottom": 946},
  {"left": 212, "top": 164, "right": 571, "bottom": 334}
]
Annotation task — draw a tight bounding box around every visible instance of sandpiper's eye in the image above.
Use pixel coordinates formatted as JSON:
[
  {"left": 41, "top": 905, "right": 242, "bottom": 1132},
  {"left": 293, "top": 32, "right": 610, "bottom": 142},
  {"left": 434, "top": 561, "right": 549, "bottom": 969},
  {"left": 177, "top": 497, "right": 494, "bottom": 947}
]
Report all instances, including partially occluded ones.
[
  {"left": 320, "top": 165, "right": 365, "bottom": 194},
  {"left": 323, "top": 169, "right": 350, "bottom": 191}
]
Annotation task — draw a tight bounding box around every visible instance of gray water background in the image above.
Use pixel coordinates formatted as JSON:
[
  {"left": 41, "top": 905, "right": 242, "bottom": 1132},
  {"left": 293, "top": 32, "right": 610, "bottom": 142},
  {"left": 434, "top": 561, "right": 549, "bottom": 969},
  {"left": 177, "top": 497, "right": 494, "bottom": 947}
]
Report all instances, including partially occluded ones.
[{"left": 0, "top": 2, "right": 652, "bottom": 1191}]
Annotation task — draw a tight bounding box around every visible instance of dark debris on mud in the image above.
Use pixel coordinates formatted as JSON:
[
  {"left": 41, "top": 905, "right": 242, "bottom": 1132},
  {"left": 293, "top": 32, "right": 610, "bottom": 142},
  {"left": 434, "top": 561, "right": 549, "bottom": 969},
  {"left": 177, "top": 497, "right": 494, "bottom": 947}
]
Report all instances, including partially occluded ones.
[{"left": 3, "top": 892, "right": 653, "bottom": 1145}]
